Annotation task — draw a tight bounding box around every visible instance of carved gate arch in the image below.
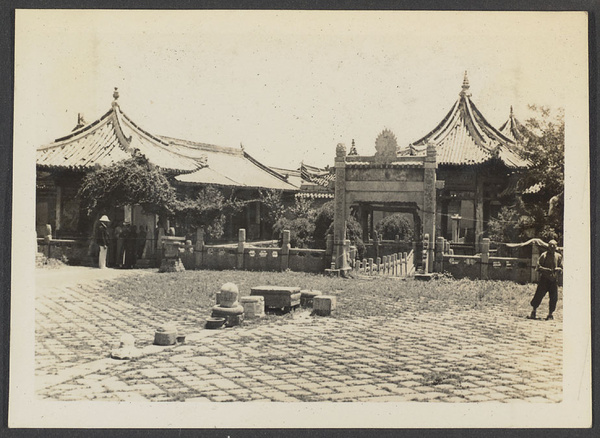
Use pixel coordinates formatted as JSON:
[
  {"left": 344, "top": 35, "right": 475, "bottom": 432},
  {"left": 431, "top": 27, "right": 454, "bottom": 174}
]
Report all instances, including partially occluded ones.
[{"left": 332, "top": 130, "right": 437, "bottom": 272}]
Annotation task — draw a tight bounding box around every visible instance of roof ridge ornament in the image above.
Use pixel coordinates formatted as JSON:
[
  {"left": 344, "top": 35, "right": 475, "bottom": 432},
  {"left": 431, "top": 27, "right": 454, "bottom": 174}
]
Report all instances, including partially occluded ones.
[
  {"left": 348, "top": 139, "right": 358, "bottom": 156},
  {"left": 112, "top": 87, "right": 120, "bottom": 108},
  {"left": 460, "top": 71, "right": 471, "bottom": 98}
]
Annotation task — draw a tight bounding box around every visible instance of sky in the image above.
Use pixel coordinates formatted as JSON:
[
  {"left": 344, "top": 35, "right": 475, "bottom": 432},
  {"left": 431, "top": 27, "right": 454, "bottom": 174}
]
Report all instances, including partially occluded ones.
[{"left": 15, "top": 10, "right": 585, "bottom": 169}]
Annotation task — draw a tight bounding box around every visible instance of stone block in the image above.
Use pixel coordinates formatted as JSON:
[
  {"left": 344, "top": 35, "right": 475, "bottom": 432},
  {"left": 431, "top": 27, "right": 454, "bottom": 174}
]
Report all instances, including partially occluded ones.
[
  {"left": 250, "top": 286, "right": 301, "bottom": 309},
  {"left": 240, "top": 296, "right": 265, "bottom": 318},
  {"left": 300, "top": 290, "right": 322, "bottom": 308},
  {"left": 154, "top": 323, "right": 178, "bottom": 345},
  {"left": 211, "top": 304, "right": 244, "bottom": 327},
  {"left": 219, "top": 282, "right": 239, "bottom": 307},
  {"left": 313, "top": 295, "right": 337, "bottom": 316}
]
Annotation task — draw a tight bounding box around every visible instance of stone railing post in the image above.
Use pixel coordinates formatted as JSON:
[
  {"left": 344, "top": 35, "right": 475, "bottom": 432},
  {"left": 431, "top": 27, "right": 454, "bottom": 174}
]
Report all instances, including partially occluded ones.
[
  {"left": 435, "top": 236, "right": 444, "bottom": 273},
  {"left": 403, "top": 251, "right": 408, "bottom": 276},
  {"left": 423, "top": 233, "right": 430, "bottom": 273},
  {"left": 333, "top": 143, "right": 349, "bottom": 270},
  {"left": 481, "top": 237, "right": 490, "bottom": 280},
  {"left": 423, "top": 142, "right": 437, "bottom": 272},
  {"left": 237, "top": 228, "right": 246, "bottom": 270},
  {"left": 281, "top": 230, "right": 290, "bottom": 271}
]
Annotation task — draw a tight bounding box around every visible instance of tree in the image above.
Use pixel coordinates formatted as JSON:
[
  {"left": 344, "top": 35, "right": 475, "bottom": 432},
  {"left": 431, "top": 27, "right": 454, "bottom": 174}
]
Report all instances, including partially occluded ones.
[
  {"left": 313, "top": 201, "right": 365, "bottom": 257},
  {"left": 375, "top": 214, "right": 414, "bottom": 241},
  {"left": 273, "top": 216, "right": 315, "bottom": 248},
  {"left": 172, "top": 186, "right": 245, "bottom": 241},
  {"left": 78, "top": 155, "right": 175, "bottom": 217},
  {"left": 258, "top": 189, "right": 285, "bottom": 231},
  {"left": 270, "top": 195, "right": 317, "bottom": 247},
  {"left": 487, "top": 106, "right": 564, "bottom": 243},
  {"left": 521, "top": 105, "right": 565, "bottom": 201}
]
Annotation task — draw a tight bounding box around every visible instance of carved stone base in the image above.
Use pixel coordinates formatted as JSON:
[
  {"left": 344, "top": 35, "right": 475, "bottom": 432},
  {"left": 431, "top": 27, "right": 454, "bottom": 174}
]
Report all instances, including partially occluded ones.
[{"left": 159, "top": 258, "right": 185, "bottom": 273}]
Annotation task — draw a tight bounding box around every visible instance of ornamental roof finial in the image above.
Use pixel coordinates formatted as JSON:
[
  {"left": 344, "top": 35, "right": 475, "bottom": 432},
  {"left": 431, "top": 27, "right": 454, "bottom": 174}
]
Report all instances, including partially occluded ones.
[
  {"left": 460, "top": 71, "right": 471, "bottom": 97},
  {"left": 348, "top": 139, "right": 358, "bottom": 156},
  {"left": 510, "top": 105, "right": 514, "bottom": 117},
  {"left": 113, "top": 87, "right": 119, "bottom": 102}
]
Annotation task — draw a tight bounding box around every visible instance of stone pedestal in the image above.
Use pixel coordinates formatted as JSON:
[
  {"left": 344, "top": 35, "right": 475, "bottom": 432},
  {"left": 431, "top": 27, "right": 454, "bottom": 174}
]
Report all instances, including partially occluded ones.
[
  {"left": 300, "top": 290, "right": 322, "bottom": 308},
  {"left": 313, "top": 295, "right": 337, "bottom": 316},
  {"left": 154, "top": 322, "right": 178, "bottom": 346},
  {"left": 211, "top": 304, "right": 244, "bottom": 327},
  {"left": 250, "top": 286, "right": 301, "bottom": 310},
  {"left": 240, "top": 296, "right": 265, "bottom": 318},
  {"left": 159, "top": 258, "right": 185, "bottom": 272},
  {"left": 159, "top": 236, "right": 186, "bottom": 272},
  {"left": 211, "top": 283, "right": 244, "bottom": 326}
]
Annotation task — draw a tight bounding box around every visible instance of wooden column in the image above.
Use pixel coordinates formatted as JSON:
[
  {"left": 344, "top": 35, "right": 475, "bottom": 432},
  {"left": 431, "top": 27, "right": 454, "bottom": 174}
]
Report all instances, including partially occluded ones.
[
  {"left": 475, "top": 175, "right": 484, "bottom": 252},
  {"left": 55, "top": 186, "right": 61, "bottom": 232}
]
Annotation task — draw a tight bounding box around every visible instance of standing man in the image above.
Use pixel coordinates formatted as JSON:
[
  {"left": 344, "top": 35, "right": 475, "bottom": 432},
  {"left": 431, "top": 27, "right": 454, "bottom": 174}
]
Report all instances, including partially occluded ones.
[
  {"left": 96, "top": 215, "right": 111, "bottom": 269},
  {"left": 528, "top": 239, "right": 562, "bottom": 320}
]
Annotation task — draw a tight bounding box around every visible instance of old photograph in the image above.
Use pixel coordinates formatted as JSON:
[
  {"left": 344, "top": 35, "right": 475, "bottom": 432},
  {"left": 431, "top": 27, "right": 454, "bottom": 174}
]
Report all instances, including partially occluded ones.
[{"left": 10, "top": 9, "right": 590, "bottom": 428}]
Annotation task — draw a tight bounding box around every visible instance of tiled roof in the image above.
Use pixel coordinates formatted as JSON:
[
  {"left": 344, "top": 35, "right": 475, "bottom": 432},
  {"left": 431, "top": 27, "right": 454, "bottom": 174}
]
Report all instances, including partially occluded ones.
[
  {"left": 168, "top": 137, "right": 297, "bottom": 191},
  {"left": 268, "top": 166, "right": 303, "bottom": 189},
  {"left": 37, "top": 104, "right": 202, "bottom": 173},
  {"left": 346, "top": 160, "right": 425, "bottom": 168},
  {"left": 498, "top": 106, "right": 528, "bottom": 143},
  {"left": 295, "top": 192, "right": 334, "bottom": 199},
  {"left": 401, "top": 73, "right": 530, "bottom": 169},
  {"left": 300, "top": 163, "right": 334, "bottom": 187},
  {"left": 37, "top": 97, "right": 298, "bottom": 191}
]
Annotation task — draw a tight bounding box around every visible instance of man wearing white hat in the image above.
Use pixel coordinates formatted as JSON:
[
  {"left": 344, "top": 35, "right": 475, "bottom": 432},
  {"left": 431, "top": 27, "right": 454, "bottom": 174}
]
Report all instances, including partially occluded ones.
[
  {"left": 528, "top": 239, "right": 562, "bottom": 320},
  {"left": 96, "top": 215, "right": 111, "bottom": 269}
]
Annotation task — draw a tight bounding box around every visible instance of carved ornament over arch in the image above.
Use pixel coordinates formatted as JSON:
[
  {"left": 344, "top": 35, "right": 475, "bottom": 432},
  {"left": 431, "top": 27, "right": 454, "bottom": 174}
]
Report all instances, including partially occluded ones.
[{"left": 374, "top": 129, "right": 398, "bottom": 162}]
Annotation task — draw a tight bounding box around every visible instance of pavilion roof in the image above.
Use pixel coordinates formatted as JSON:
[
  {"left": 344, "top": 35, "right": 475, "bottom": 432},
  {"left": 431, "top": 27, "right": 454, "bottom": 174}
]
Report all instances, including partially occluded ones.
[
  {"left": 498, "top": 106, "right": 529, "bottom": 143},
  {"left": 400, "top": 73, "right": 530, "bottom": 169},
  {"left": 36, "top": 98, "right": 202, "bottom": 174}
]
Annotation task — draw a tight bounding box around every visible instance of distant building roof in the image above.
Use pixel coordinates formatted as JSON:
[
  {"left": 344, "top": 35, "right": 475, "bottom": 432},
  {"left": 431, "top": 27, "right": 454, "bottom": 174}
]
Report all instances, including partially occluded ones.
[
  {"left": 269, "top": 166, "right": 303, "bottom": 189},
  {"left": 270, "top": 163, "right": 335, "bottom": 199},
  {"left": 168, "top": 137, "right": 297, "bottom": 191},
  {"left": 300, "top": 163, "right": 334, "bottom": 188},
  {"left": 499, "top": 106, "right": 529, "bottom": 143},
  {"left": 400, "top": 72, "right": 530, "bottom": 169}
]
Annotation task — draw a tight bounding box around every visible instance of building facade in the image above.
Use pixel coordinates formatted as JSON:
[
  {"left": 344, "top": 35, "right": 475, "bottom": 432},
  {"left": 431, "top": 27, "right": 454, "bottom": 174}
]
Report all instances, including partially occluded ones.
[{"left": 36, "top": 89, "right": 297, "bottom": 245}]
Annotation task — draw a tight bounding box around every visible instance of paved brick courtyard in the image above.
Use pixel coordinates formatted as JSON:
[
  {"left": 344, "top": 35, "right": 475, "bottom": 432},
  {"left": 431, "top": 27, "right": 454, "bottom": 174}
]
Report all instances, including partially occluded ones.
[{"left": 35, "top": 266, "right": 562, "bottom": 403}]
